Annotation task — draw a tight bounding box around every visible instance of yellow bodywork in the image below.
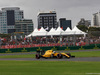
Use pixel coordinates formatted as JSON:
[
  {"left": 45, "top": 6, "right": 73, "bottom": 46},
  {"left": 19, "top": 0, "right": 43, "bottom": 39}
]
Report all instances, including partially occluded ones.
[
  {"left": 61, "top": 53, "right": 70, "bottom": 58},
  {"left": 42, "top": 50, "right": 58, "bottom": 57},
  {"left": 42, "top": 50, "right": 70, "bottom": 58}
]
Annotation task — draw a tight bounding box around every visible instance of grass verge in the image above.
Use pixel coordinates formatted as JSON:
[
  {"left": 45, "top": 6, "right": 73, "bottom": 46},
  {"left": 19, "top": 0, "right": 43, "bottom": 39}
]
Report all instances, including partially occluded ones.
[
  {"left": 0, "top": 61, "right": 100, "bottom": 75},
  {"left": 0, "top": 54, "right": 35, "bottom": 58},
  {"left": 71, "top": 51, "right": 100, "bottom": 57}
]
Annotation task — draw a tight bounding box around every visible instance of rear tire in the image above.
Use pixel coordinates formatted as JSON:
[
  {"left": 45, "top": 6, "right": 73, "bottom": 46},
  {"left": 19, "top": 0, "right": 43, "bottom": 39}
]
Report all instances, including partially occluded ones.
[{"left": 36, "top": 54, "right": 40, "bottom": 59}]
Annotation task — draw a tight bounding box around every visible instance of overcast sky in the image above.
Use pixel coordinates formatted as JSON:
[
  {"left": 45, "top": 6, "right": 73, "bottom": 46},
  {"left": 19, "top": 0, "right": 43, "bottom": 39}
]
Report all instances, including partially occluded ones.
[{"left": 0, "top": 0, "right": 100, "bottom": 28}]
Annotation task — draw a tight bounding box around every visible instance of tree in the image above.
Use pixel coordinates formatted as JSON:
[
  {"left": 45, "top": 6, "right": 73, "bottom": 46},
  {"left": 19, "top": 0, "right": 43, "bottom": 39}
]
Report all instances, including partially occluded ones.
[
  {"left": 88, "top": 27, "right": 100, "bottom": 37},
  {"left": 0, "top": 34, "right": 11, "bottom": 38},
  {"left": 76, "top": 25, "right": 88, "bottom": 32}
]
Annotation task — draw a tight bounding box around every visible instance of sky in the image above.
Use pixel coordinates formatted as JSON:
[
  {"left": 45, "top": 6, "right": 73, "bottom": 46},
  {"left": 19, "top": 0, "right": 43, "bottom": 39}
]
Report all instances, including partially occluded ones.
[{"left": 0, "top": 0, "right": 100, "bottom": 28}]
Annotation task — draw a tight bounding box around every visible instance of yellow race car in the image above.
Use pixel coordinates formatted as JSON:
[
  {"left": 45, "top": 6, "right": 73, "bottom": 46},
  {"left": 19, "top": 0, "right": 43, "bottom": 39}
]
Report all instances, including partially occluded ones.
[{"left": 35, "top": 50, "right": 75, "bottom": 59}]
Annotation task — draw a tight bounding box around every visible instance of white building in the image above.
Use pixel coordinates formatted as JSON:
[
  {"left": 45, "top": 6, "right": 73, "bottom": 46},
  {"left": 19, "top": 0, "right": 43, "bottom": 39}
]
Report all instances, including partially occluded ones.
[
  {"left": 0, "top": 7, "right": 24, "bottom": 34},
  {"left": 93, "top": 12, "right": 100, "bottom": 27}
]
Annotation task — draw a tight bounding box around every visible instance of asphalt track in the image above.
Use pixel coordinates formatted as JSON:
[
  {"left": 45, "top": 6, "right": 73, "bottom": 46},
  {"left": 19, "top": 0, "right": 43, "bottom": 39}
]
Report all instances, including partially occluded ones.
[
  {"left": 0, "top": 49, "right": 100, "bottom": 56},
  {"left": 0, "top": 57, "right": 100, "bottom": 61},
  {"left": 0, "top": 49, "right": 100, "bottom": 61}
]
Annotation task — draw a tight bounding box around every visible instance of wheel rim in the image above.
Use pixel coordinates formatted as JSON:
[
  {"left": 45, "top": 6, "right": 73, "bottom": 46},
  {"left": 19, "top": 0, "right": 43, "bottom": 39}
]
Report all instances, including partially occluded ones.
[{"left": 57, "top": 54, "right": 61, "bottom": 59}]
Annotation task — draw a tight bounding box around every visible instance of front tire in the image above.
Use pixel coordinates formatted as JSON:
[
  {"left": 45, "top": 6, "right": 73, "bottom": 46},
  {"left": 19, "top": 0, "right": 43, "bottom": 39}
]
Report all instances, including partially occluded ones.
[{"left": 57, "top": 54, "right": 62, "bottom": 59}]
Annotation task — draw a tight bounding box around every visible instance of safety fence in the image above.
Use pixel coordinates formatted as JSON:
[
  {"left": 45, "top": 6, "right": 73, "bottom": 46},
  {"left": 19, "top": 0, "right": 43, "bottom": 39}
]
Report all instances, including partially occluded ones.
[{"left": 0, "top": 44, "right": 100, "bottom": 53}]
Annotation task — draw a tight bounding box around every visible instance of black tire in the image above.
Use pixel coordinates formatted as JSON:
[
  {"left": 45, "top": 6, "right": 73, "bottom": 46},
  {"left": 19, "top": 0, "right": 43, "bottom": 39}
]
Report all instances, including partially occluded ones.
[
  {"left": 60, "top": 54, "right": 63, "bottom": 58},
  {"left": 45, "top": 57, "right": 48, "bottom": 59},
  {"left": 57, "top": 54, "right": 62, "bottom": 59},
  {"left": 36, "top": 54, "right": 40, "bottom": 59}
]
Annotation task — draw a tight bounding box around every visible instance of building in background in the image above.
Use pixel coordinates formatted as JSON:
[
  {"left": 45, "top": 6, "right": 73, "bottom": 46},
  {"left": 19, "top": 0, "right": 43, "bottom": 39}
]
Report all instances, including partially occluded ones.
[
  {"left": 59, "top": 18, "right": 72, "bottom": 31},
  {"left": 0, "top": 7, "right": 24, "bottom": 34},
  {"left": 93, "top": 12, "right": 100, "bottom": 27},
  {"left": 15, "top": 19, "right": 34, "bottom": 35},
  {"left": 37, "top": 11, "right": 58, "bottom": 31},
  {"left": 78, "top": 18, "right": 91, "bottom": 27}
]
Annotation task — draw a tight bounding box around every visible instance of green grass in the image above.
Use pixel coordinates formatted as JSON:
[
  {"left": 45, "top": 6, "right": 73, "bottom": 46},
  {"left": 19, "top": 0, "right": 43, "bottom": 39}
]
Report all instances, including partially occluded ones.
[
  {"left": 0, "top": 61, "right": 100, "bottom": 75},
  {"left": 0, "top": 54, "right": 35, "bottom": 58},
  {"left": 71, "top": 51, "right": 100, "bottom": 57}
]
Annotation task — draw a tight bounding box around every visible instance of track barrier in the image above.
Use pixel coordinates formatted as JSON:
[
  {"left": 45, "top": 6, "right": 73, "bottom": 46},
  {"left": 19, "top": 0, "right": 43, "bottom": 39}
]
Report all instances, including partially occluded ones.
[{"left": 0, "top": 44, "right": 100, "bottom": 53}]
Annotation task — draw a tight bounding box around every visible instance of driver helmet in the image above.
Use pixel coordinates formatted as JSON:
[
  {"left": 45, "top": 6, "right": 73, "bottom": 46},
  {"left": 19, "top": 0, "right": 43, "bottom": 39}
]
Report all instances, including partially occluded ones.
[{"left": 53, "top": 51, "right": 56, "bottom": 53}]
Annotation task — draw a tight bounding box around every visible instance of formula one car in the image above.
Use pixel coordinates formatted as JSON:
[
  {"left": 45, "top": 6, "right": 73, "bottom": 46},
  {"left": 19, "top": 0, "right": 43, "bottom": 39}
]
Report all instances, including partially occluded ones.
[{"left": 35, "top": 50, "right": 75, "bottom": 59}]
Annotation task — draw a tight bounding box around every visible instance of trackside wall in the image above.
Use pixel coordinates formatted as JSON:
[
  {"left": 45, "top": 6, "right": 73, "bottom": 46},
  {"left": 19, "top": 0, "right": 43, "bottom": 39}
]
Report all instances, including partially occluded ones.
[{"left": 0, "top": 44, "right": 100, "bottom": 53}]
